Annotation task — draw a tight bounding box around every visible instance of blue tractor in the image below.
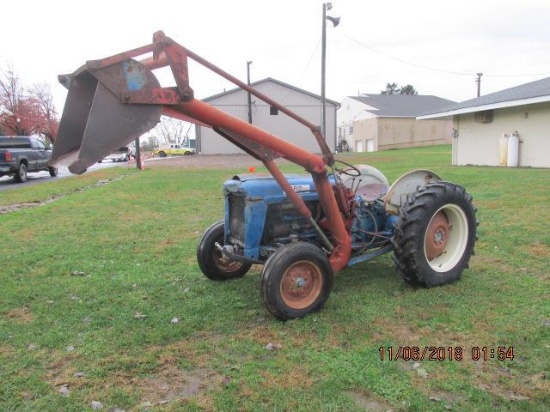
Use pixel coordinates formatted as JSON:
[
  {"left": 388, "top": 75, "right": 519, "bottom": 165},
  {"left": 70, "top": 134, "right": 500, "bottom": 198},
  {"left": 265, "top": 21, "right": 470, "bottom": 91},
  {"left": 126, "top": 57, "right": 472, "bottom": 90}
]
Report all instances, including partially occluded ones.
[
  {"left": 50, "top": 32, "right": 477, "bottom": 320},
  {"left": 197, "top": 167, "right": 477, "bottom": 320}
]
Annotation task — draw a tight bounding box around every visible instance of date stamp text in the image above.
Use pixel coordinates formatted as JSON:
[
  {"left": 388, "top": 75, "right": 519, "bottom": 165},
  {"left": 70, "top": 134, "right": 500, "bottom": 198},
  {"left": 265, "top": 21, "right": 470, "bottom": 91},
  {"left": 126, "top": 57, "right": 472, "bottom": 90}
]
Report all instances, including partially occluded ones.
[{"left": 379, "top": 346, "right": 515, "bottom": 362}]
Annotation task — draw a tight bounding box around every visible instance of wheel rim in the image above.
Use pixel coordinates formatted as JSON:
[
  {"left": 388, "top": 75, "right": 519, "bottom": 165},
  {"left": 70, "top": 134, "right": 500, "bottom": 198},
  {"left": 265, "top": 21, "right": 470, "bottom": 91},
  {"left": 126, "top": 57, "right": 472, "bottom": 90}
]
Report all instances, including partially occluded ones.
[
  {"left": 424, "top": 204, "right": 469, "bottom": 272},
  {"left": 213, "top": 244, "right": 244, "bottom": 273},
  {"left": 280, "top": 260, "right": 323, "bottom": 310}
]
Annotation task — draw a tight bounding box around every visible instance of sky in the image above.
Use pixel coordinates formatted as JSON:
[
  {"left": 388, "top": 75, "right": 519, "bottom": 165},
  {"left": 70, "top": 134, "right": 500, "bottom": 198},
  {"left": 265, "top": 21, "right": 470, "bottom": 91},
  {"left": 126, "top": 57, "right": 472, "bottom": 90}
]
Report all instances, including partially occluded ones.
[{"left": 2, "top": 0, "right": 550, "bottom": 117}]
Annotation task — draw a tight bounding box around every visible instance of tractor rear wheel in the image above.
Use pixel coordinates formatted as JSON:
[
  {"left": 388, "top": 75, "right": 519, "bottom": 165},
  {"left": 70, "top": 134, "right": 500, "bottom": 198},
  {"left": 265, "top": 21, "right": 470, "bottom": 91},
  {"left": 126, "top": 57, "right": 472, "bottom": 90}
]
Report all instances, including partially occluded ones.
[
  {"left": 392, "top": 182, "right": 477, "bottom": 287},
  {"left": 197, "top": 220, "right": 251, "bottom": 281},
  {"left": 261, "top": 242, "right": 333, "bottom": 320}
]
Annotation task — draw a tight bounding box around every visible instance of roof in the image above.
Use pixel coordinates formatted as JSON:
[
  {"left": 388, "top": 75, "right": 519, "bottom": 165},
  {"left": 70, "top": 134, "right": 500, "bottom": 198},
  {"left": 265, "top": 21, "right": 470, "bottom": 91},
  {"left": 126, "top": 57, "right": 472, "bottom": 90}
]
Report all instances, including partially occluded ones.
[
  {"left": 202, "top": 77, "right": 340, "bottom": 106},
  {"left": 418, "top": 76, "right": 550, "bottom": 119},
  {"left": 348, "top": 94, "right": 456, "bottom": 118}
]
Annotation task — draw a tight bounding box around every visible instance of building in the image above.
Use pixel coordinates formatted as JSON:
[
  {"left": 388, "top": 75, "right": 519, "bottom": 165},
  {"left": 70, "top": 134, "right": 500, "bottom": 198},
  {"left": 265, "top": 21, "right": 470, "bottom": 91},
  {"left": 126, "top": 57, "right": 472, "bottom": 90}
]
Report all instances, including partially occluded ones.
[
  {"left": 338, "top": 95, "right": 455, "bottom": 152},
  {"left": 196, "top": 78, "right": 339, "bottom": 155},
  {"left": 418, "top": 77, "right": 550, "bottom": 168}
]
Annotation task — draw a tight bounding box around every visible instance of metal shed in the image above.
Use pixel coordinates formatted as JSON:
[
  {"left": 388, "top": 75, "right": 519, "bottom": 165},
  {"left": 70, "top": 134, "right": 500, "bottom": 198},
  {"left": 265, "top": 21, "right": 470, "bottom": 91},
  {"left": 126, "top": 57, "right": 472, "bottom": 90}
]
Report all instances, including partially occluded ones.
[{"left": 196, "top": 78, "right": 338, "bottom": 155}]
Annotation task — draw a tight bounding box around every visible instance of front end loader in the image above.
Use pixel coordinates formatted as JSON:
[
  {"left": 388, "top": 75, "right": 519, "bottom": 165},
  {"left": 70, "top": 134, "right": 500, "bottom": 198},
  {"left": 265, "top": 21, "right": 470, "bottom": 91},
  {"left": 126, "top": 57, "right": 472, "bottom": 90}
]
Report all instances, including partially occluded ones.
[{"left": 51, "top": 32, "right": 477, "bottom": 320}]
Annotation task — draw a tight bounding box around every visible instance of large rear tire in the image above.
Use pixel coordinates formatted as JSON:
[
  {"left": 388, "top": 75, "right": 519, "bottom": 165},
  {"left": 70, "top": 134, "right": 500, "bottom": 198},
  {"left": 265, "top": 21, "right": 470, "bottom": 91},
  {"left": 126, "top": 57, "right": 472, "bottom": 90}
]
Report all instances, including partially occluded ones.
[
  {"left": 392, "top": 182, "right": 477, "bottom": 287},
  {"left": 197, "top": 220, "right": 251, "bottom": 281},
  {"left": 261, "top": 242, "right": 333, "bottom": 320}
]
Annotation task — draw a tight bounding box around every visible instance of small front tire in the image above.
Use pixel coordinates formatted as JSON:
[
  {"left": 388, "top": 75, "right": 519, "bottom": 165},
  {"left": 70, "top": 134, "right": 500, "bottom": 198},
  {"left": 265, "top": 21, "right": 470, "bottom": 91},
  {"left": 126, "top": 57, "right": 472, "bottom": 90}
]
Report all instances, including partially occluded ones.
[
  {"left": 261, "top": 242, "right": 333, "bottom": 320},
  {"left": 197, "top": 220, "right": 251, "bottom": 281}
]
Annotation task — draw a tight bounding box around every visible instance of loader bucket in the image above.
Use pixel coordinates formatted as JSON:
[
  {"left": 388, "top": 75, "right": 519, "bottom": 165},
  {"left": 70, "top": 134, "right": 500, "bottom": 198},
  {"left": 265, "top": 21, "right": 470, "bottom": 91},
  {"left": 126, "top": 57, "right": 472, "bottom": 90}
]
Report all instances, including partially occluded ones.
[{"left": 51, "top": 60, "right": 162, "bottom": 174}]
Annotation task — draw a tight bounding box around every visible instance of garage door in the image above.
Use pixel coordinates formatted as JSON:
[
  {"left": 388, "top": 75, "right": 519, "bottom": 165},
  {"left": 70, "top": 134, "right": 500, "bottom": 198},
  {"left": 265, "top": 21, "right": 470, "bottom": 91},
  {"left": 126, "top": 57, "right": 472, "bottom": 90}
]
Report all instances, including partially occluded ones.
[{"left": 367, "top": 139, "right": 375, "bottom": 152}]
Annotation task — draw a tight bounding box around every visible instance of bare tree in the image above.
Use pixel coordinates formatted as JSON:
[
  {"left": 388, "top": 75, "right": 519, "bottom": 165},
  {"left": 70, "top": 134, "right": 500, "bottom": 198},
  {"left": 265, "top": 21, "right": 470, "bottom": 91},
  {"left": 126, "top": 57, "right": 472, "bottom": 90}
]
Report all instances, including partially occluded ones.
[
  {"left": 0, "top": 64, "right": 26, "bottom": 135},
  {"left": 154, "top": 116, "right": 193, "bottom": 145},
  {"left": 30, "top": 82, "right": 58, "bottom": 143},
  {"left": 0, "top": 64, "right": 59, "bottom": 140}
]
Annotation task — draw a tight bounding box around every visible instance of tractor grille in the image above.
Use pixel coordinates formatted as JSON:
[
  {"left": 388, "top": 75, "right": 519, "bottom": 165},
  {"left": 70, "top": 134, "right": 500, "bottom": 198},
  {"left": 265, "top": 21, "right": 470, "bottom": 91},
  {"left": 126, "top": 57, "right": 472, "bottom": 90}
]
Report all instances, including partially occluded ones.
[{"left": 228, "top": 194, "right": 245, "bottom": 241}]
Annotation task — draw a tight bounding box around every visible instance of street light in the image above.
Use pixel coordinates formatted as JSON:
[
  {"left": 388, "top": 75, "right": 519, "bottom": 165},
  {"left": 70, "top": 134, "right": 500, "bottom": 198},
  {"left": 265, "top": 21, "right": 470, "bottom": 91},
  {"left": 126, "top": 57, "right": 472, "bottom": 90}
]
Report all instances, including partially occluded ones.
[
  {"left": 321, "top": 2, "right": 340, "bottom": 142},
  {"left": 247, "top": 61, "right": 253, "bottom": 124}
]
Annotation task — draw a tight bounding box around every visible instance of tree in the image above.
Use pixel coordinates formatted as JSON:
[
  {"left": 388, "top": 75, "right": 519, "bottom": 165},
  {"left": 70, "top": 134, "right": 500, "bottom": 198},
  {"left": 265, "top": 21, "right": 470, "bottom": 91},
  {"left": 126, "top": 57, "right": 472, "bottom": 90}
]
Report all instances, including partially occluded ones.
[
  {"left": 0, "top": 64, "right": 59, "bottom": 142},
  {"left": 381, "top": 82, "right": 399, "bottom": 95},
  {"left": 381, "top": 82, "right": 418, "bottom": 95},
  {"left": 30, "top": 83, "right": 59, "bottom": 143},
  {"left": 154, "top": 116, "right": 193, "bottom": 146},
  {"left": 398, "top": 84, "right": 418, "bottom": 95}
]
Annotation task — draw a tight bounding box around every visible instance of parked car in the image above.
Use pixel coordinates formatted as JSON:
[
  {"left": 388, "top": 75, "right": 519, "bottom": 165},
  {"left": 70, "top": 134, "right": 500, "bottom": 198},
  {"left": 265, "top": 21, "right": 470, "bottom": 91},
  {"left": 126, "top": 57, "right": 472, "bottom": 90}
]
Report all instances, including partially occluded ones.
[
  {"left": 0, "top": 136, "right": 57, "bottom": 183},
  {"left": 153, "top": 143, "right": 195, "bottom": 157},
  {"left": 98, "top": 146, "right": 129, "bottom": 163}
]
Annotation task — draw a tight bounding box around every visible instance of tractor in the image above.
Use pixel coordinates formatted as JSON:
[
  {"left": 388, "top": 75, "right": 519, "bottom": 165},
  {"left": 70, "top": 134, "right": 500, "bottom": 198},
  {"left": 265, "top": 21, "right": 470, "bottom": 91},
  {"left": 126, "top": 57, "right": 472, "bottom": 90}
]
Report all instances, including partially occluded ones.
[{"left": 50, "top": 32, "right": 477, "bottom": 320}]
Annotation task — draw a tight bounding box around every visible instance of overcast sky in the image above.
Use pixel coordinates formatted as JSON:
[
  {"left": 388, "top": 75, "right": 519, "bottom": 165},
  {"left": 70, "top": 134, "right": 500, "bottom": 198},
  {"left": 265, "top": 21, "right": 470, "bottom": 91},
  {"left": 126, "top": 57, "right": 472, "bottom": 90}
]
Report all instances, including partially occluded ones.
[{"left": 2, "top": 0, "right": 550, "bottom": 114}]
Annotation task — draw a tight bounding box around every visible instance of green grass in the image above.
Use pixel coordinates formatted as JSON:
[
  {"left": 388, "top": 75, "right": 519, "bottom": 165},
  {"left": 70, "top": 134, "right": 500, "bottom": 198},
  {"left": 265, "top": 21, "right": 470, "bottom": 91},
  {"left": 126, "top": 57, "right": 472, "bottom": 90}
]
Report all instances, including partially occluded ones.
[{"left": 0, "top": 145, "right": 548, "bottom": 411}]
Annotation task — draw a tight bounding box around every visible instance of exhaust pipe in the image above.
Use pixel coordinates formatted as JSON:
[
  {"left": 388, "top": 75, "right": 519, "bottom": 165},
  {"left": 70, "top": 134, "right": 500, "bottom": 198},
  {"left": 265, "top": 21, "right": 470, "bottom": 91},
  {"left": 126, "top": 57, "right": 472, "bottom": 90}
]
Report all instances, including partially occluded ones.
[{"left": 51, "top": 59, "right": 162, "bottom": 174}]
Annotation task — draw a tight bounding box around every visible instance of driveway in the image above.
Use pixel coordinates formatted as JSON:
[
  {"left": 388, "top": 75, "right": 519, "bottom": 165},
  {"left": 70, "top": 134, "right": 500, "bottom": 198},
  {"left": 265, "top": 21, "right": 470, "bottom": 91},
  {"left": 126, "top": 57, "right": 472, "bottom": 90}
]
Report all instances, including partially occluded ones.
[
  {"left": 0, "top": 161, "right": 128, "bottom": 191},
  {"left": 0, "top": 154, "right": 277, "bottom": 191}
]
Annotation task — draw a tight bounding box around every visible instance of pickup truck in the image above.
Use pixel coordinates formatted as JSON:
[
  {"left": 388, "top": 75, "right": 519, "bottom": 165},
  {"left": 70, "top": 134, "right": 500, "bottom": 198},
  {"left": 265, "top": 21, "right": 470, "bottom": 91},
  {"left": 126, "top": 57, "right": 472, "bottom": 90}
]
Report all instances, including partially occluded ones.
[
  {"left": 153, "top": 143, "right": 195, "bottom": 157},
  {"left": 0, "top": 136, "right": 58, "bottom": 183}
]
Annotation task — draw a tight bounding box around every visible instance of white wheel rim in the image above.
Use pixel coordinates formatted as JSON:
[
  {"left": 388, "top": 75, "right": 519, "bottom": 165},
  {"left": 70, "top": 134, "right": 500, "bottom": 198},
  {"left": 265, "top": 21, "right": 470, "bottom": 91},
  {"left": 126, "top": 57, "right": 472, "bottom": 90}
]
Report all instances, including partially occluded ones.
[{"left": 424, "top": 204, "right": 469, "bottom": 272}]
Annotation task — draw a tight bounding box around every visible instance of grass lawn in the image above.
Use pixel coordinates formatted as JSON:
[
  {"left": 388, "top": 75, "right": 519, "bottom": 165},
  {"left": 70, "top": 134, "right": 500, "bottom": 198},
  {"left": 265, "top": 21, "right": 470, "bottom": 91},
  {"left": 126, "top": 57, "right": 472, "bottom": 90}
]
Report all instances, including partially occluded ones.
[{"left": 0, "top": 145, "right": 548, "bottom": 411}]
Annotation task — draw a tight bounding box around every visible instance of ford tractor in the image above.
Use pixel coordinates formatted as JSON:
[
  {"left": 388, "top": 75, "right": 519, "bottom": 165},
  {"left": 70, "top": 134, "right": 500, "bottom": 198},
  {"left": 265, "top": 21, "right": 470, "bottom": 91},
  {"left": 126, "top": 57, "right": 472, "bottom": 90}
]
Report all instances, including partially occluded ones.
[{"left": 50, "top": 32, "right": 477, "bottom": 320}]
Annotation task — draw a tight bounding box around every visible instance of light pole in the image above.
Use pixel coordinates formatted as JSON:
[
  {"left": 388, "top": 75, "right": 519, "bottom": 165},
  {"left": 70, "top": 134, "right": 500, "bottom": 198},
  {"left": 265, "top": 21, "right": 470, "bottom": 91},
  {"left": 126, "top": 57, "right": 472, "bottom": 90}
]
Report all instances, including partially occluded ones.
[
  {"left": 476, "top": 73, "right": 483, "bottom": 97},
  {"left": 247, "top": 61, "right": 253, "bottom": 124},
  {"left": 321, "top": 3, "right": 340, "bottom": 141}
]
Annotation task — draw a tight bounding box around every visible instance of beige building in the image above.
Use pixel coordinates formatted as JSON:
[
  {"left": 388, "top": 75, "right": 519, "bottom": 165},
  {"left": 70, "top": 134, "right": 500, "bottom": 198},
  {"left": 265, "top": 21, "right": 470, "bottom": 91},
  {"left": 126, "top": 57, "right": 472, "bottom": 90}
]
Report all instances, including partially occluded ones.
[
  {"left": 338, "top": 95, "right": 455, "bottom": 152},
  {"left": 196, "top": 78, "right": 338, "bottom": 155},
  {"left": 418, "top": 77, "right": 550, "bottom": 168}
]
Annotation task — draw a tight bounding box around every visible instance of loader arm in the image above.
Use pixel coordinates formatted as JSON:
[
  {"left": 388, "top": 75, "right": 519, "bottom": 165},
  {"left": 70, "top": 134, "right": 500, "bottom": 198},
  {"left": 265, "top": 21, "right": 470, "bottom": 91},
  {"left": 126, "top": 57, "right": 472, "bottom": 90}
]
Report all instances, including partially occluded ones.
[{"left": 50, "top": 31, "right": 351, "bottom": 271}]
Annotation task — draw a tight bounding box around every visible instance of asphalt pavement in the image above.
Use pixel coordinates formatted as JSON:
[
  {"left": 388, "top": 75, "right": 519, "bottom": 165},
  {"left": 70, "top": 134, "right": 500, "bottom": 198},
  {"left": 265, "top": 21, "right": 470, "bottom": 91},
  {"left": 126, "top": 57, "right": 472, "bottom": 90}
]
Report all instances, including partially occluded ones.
[{"left": 0, "top": 160, "right": 130, "bottom": 191}]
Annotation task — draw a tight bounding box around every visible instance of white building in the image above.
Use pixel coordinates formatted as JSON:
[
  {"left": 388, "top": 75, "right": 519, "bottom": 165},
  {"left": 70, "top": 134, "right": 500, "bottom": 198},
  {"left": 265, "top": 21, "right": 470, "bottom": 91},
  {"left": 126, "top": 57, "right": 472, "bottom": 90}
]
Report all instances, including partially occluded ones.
[
  {"left": 418, "top": 77, "right": 550, "bottom": 168},
  {"left": 196, "top": 78, "right": 338, "bottom": 155}
]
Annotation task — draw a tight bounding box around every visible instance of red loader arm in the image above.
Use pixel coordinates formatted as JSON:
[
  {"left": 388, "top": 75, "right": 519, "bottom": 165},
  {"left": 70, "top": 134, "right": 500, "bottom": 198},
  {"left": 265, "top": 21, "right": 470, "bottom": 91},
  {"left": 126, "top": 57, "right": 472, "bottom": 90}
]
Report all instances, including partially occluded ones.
[{"left": 50, "top": 31, "right": 351, "bottom": 271}]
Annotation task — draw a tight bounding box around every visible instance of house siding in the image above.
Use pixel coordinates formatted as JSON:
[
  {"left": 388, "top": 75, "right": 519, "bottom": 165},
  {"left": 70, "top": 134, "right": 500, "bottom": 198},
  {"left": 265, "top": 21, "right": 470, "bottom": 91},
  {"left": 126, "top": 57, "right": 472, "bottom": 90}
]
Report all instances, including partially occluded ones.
[
  {"left": 352, "top": 117, "right": 452, "bottom": 152},
  {"left": 453, "top": 102, "right": 550, "bottom": 168}
]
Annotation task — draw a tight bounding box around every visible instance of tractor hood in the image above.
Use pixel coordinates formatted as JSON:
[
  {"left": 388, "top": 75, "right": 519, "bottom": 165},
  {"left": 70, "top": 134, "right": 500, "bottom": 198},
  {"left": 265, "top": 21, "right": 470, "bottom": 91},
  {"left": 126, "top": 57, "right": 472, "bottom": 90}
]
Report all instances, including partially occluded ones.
[{"left": 224, "top": 174, "right": 329, "bottom": 204}]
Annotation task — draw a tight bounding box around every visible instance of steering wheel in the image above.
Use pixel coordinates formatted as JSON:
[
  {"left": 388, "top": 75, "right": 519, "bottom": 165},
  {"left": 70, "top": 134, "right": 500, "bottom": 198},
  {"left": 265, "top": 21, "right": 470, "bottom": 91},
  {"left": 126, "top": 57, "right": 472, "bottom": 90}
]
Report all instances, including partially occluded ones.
[{"left": 333, "top": 159, "right": 361, "bottom": 177}]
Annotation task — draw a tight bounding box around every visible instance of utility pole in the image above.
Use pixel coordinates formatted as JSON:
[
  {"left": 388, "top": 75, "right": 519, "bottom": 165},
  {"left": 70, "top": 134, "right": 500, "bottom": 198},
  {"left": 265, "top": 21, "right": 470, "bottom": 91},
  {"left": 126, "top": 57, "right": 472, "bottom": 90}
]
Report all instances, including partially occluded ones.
[
  {"left": 321, "top": 3, "right": 340, "bottom": 140},
  {"left": 247, "top": 61, "right": 253, "bottom": 124},
  {"left": 476, "top": 73, "right": 483, "bottom": 97},
  {"left": 134, "top": 138, "right": 142, "bottom": 170}
]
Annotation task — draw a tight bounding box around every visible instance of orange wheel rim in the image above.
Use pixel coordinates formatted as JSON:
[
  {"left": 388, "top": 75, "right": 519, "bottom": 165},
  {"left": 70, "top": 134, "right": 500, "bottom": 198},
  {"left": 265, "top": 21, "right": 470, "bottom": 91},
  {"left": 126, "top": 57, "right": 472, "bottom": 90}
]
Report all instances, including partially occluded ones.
[
  {"left": 280, "top": 261, "right": 323, "bottom": 309},
  {"left": 425, "top": 210, "right": 450, "bottom": 261}
]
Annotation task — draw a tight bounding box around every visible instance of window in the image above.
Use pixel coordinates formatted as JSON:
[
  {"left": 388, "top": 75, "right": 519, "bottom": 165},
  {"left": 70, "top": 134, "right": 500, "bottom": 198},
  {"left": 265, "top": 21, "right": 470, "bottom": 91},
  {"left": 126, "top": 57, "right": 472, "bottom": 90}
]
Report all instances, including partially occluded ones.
[
  {"left": 32, "top": 139, "right": 46, "bottom": 150},
  {"left": 270, "top": 106, "right": 279, "bottom": 115},
  {"left": 348, "top": 126, "right": 354, "bottom": 135}
]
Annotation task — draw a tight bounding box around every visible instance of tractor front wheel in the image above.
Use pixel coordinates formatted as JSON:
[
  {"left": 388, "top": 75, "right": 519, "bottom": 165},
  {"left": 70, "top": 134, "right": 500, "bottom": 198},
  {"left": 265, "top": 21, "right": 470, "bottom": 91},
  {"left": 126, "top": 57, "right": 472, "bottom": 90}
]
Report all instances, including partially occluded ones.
[
  {"left": 261, "top": 242, "right": 333, "bottom": 320},
  {"left": 197, "top": 220, "right": 251, "bottom": 281},
  {"left": 393, "top": 182, "right": 477, "bottom": 287}
]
